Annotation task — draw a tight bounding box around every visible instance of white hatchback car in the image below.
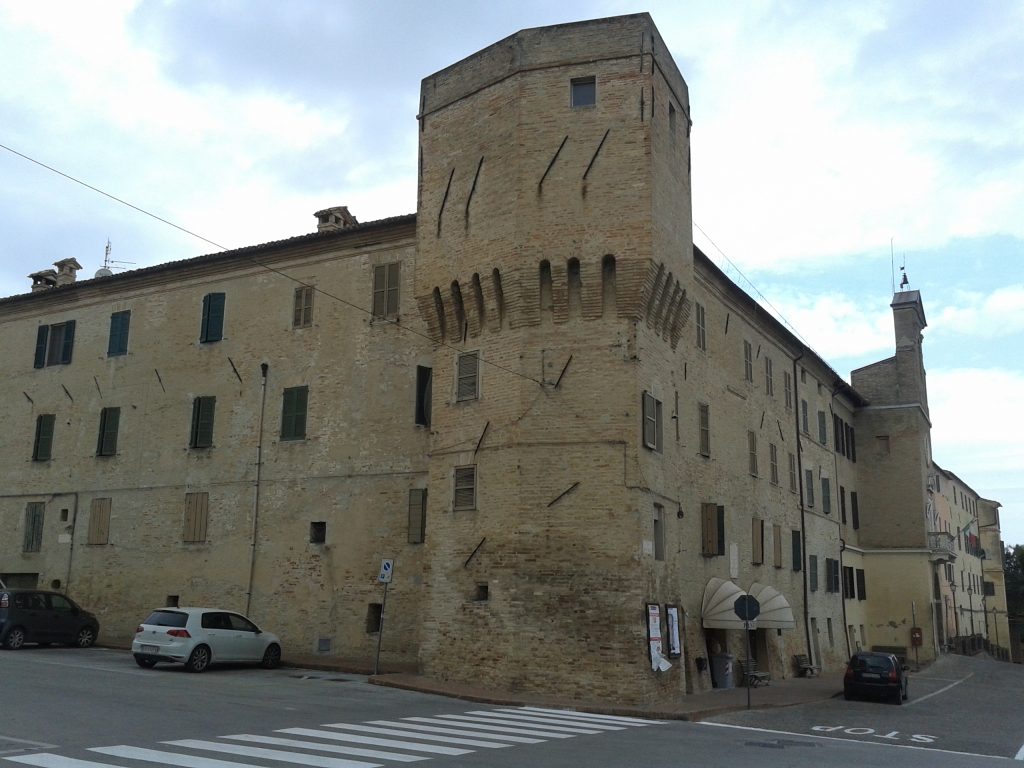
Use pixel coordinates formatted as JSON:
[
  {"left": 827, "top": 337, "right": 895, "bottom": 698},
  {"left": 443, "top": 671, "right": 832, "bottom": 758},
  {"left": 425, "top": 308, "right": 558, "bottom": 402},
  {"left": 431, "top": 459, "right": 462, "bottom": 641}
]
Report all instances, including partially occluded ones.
[{"left": 132, "top": 607, "right": 281, "bottom": 672}]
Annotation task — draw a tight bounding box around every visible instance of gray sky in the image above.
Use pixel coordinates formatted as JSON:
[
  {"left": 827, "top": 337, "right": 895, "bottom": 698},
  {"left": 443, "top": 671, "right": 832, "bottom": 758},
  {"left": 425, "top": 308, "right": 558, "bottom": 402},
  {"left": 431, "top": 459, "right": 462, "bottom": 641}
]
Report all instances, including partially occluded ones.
[{"left": 1, "top": 1, "right": 1022, "bottom": 543}]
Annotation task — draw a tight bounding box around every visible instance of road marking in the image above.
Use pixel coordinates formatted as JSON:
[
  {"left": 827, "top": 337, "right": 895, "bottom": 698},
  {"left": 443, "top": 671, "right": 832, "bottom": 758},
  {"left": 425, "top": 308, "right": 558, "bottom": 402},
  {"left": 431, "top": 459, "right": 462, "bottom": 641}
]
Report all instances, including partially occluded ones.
[
  {"left": 365, "top": 721, "right": 544, "bottom": 744},
  {"left": 0, "top": 736, "right": 60, "bottom": 754},
  {"left": 700, "top": 722, "right": 1002, "bottom": 761},
  {"left": 514, "top": 707, "right": 665, "bottom": 725},
  {"left": 304, "top": 725, "right": 511, "bottom": 748},
  {"left": 220, "top": 735, "right": 427, "bottom": 762},
  {"left": 464, "top": 711, "right": 625, "bottom": 730},
  {"left": 6, "top": 757, "right": 123, "bottom": 768},
  {"left": 430, "top": 714, "right": 601, "bottom": 734},
  {"left": 1015, "top": 741, "right": 1024, "bottom": 761},
  {"left": 905, "top": 673, "right": 972, "bottom": 706},
  {"left": 401, "top": 717, "right": 576, "bottom": 739},
  {"left": 163, "top": 740, "right": 384, "bottom": 767},
  {"left": 90, "top": 746, "right": 285, "bottom": 768}
]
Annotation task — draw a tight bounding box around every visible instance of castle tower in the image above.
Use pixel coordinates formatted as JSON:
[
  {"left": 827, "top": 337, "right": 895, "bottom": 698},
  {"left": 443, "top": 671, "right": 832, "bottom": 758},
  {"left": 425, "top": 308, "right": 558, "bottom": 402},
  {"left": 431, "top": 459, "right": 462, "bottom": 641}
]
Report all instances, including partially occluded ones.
[{"left": 413, "top": 14, "right": 694, "bottom": 702}]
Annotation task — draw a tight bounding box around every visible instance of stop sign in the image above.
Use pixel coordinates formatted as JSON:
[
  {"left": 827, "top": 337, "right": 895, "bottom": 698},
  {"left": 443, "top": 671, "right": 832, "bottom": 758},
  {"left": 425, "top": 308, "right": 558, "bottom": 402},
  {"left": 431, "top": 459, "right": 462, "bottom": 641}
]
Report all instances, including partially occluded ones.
[{"left": 734, "top": 594, "right": 761, "bottom": 622}]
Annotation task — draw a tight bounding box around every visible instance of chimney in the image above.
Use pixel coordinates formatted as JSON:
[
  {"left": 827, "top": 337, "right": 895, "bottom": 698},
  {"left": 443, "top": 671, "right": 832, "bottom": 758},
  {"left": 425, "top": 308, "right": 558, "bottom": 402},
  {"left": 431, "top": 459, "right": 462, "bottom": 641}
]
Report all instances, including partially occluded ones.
[
  {"left": 53, "top": 258, "right": 83, "bottom": 286},
  {"left": 29, "top": 269, "right": 58, "bottom": 292},
  {"left": 314, "top": 206, "right": 358, "bottom": 233}
]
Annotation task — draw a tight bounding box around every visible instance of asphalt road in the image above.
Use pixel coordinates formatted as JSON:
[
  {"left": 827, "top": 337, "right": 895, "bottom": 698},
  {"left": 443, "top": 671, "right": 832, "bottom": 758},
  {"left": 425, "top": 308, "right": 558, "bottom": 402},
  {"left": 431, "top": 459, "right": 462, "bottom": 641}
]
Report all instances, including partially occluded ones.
[{"left": 1, "top": 647, "right": 1017, "bottom": 768}]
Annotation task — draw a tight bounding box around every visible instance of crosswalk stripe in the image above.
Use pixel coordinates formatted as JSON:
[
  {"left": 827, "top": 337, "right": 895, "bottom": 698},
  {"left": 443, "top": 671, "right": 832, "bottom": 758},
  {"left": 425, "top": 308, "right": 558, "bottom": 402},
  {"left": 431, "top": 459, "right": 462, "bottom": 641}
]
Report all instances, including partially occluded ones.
[
  {"left": 189, "top": 730, "right": 468, "bottom": 758},
  {"left": 90, "top": 745, "right": 289, "bottom": 768},
  {"left": 313, "top": 724, "right": 511, "bottom": 748},
  {"left": 413, "top": 716, "right": 575, "bottom": 738},
  {"left": 516, "top": 707, "right": 665, "bottom": 725},
  {"left": 464, "top": 711, "right": 624, "bottom": 730},
  {"left": 6, "top": 756, "right": 124, "bottom": 768},
  {"left": 366, "top": 721, "right": 543, "bottom": 744},
  {"left": 163, "top": 739, "right": 382, "bottom": 768},
  {"left": 434, "top": 714, "right": 601, "bottom": 734},
  {"left": 220, "top": 735, "right": 428, "bottom": 762}
]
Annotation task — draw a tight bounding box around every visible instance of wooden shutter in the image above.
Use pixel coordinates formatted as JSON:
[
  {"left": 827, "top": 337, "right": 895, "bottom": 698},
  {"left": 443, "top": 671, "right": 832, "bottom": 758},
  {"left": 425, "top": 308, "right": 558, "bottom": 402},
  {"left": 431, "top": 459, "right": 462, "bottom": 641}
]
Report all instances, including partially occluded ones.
[
  {"left": 643, "top": 392, "right": 660, "bottom": 450},
  {"left": 809, "top": 555, "right": 818, "bottom": 591},
  {"left": 372, "top": 265, "right": 387, "bottom": 317},
  {"left": 201, "top": 293, "right": 225, "bottom": 342},
  {"left": 386, "top": 262, "right": 400, "bottom": 317},
  {"left": 191, "top": 397, "right": 216, "bottom": 448},
  {"left": 108, "top": 311, "right": 130, "bottom": 356},
  {"left": 97, "top": 407, "right": 120, "bottom": 456},
  {"left": 34, "top": 325, "right": 49, "bottom": 368},
  {"left": 752, "top": 517, "right": 764, "bottom": 564},
  {"left": 408, "top": 489, "right": 427, "bottom": 544},
  {"left": 773, "top": 523, "right": 782, "bottom": 567},
  {"left": 183, "top": 492, "right": 209, "bottom": 543},
  {"left": 699, "top": 403, "right": 710, "bottom": 456},
  {"left": 415, "top": 366, "right": 432, "bottom": 426},
  {"left": 716, "top": 506, "right": 725, "bottom": 556},
  {"left": 293, "top": 286, "right": 313, "bottom": 327},
  {"left": 851, "top": 491, "right": 860, "bottom": 529},
  {"left": 33, "top": 414, "right": 55, "bottom": 461},
  {"left": 453, "top": 466, "right": 476, "bottom": 510},
  {"left": 23, "top": 502, "right": 44, "bottom": 552},
  {"left": 701, "top": 503, "right": 716, "bottom": 556},
  {"left": 856, "top": 568, "right": 866, "bottom": 600},
  {"left": 281, "top": 386, "right": 308, "bottom": 440},
  {"left": 822, "top": 477, "right": 831, "bottom": 514},
  {"left": 791, "top": 530, "right": 802, "bottom": 571},
  {"left": 60, "top": 320, "right": 76, "bottom": 364},
  {"left": 88, "top": 498, "right": 111, "bottom": 545},
  {"left": 456, "top": 352, "right": 479, "bottom": 401}
]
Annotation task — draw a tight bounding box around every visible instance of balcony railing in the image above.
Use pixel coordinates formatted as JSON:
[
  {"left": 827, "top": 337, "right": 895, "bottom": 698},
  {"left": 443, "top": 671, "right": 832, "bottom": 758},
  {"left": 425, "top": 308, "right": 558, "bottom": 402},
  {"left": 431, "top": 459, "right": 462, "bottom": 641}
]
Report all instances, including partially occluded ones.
[{"left": 928, "top": 531, "right": 957, "bottom": 562}]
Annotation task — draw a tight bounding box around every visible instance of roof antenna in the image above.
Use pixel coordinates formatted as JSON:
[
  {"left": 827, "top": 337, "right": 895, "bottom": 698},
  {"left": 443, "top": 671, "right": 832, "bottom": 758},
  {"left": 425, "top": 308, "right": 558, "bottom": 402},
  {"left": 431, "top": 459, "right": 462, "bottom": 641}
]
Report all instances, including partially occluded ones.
[
  {"left": 94, "top": 238, "right": 135, "bottom": 278},
  {"left": 899, "top": 252, "right": 909, "bottom": 291},
  {"left": 890, "top": 237, "right": 895, "bottom": 294}
]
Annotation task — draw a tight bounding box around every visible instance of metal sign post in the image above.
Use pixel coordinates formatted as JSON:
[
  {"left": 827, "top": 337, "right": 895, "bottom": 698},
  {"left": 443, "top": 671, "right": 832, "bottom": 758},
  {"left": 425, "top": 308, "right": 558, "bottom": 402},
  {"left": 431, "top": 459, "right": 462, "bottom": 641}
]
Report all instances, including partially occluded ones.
[
  {"left": 734, "top": 594, "right": 761, "bottom": 710},
  {"left": 373, "top": 559, "right": 394, "bottom": 676}
]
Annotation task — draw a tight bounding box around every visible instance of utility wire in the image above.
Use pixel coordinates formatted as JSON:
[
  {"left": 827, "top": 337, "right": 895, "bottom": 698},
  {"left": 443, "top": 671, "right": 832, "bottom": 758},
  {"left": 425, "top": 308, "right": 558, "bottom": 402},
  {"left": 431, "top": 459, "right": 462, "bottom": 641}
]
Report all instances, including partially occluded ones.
[{"left": 0, "top": 141, "right": 542, "bottom": 386}]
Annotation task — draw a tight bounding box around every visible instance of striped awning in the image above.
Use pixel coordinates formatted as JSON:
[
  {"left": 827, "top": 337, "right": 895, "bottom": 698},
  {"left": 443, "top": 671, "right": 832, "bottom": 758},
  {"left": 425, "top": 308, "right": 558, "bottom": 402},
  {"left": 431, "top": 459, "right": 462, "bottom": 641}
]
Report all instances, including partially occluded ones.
[
  {"left": 747, "top": 581, "right": 796, "bottom": 629},
  {"left": 701, "top": 577, "right": 748, "bottom": 629}
]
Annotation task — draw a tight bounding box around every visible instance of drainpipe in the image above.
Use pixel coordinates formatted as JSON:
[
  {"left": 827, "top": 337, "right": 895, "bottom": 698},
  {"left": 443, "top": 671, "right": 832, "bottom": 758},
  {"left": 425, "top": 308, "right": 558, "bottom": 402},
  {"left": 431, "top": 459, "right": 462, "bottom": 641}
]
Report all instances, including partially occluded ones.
[
  {"left": 245, "top": 362, "right": 269, "bottom": 616},
  {"left": 64, "top": 492, "right": 79, "bottom": 593},
  {"left": 793, "top": 352, "right": 814, "bottom": 662}
]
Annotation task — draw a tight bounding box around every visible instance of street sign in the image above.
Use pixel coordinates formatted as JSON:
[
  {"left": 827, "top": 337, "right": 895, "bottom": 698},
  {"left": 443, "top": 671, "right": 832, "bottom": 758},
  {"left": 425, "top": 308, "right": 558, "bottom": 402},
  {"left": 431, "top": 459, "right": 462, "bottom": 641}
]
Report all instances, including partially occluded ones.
[
  {"left": 734, "top": 594, "right": 761, "bottom": 622},
  {"left": 378, "top": 559, "right": 394, "bottom": 583}
]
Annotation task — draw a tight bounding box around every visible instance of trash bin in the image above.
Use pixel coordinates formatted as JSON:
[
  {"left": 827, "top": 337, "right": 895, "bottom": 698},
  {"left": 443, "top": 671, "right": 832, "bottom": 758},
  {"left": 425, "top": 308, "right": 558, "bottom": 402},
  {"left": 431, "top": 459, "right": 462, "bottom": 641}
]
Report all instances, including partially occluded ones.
[{"left": 712, "top": 653, "right": 735, "bottom": 689}]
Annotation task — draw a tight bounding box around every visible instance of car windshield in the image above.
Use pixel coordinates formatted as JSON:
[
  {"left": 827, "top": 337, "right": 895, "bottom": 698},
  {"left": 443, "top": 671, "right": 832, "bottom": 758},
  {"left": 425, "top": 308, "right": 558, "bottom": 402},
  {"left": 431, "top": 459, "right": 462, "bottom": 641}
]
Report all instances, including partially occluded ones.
[
  {"left": 142, "top": 610, "right": 189, "bottom": 627},
  {"left": 852, "top": 655, "right": 893, "bottom": 673}
]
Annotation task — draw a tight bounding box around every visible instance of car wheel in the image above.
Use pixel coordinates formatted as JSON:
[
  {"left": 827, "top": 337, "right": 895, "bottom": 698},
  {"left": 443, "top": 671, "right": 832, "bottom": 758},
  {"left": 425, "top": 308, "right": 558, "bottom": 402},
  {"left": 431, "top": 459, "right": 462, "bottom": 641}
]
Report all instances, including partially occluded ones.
[
  {"left": 134, "top": 655, "right": 157, "bottom": 668},
  {"left": 75, "top": 626, "right": 97, "bottom": 648},
  {"left": 261, "top": 643, "right": 281, "bottom": 669},
  {"left": 893, "top": 689, "right": 903, "bottom": 705},
  {"left": 2, "top": 627, "right": 26, "bottom": 650},
  {"left": 186, "top": 645, "right": 211, "bottom": 672}
]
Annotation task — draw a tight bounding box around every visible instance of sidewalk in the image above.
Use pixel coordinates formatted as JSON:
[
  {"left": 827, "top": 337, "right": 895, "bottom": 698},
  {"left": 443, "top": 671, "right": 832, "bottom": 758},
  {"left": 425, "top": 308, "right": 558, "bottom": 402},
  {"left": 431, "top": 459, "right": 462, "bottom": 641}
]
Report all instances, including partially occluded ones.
[{"left": 283, "top": 653, "right": 844, "bottom": 721}]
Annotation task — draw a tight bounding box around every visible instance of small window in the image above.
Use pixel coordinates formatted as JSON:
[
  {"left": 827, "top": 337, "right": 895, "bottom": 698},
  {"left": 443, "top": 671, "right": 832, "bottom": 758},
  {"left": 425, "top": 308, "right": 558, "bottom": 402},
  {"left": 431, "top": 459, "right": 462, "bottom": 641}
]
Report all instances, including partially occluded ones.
[
  {"left": 474, "top": 584, "right": 489, "bottom": 602},
  {"left": 456, "top": 352, "right": 479, "bottom": 402},
  {"left": 200, "top": 293, "right": 226, "bottom": 343},
  {"left": 32, "top": 414, "right": 56, "bottom": 461},
  {"left": 415, "top": 366, "right": 432, "bottom": 427},
  {"left": 769, "top": 443, "right": 779, "bottom": 485},
  {"left": 791, "top": 530, "right": 802, "bottom": 571},
  {"left": 183, "top": 492, "right": 209, "bottom": 543},
  {"left": 309, "top": 521, "right": 326, "bottom": 544},
  {"left": 701, "top": 503, "right": 725, "bottom": 557},
  {"left": 453, "top": 465, "right": 477, "bottom": 511},
  {"left": 96, "top": 407, "right": 120, "bottom": 456},
  {"left": 87, "top": 498, "right": 111, "bottom": 545},
  {"left": 34, "top": 320, "right": 76, "bottom": 368},
  {"left": 698, "top": 403, "right": 711, "bottom": 457},
  {"left": 747, "top": 430, "right": 758, "bottom": 476},
  {"left": 107, "top": 311, "right": 131, "bottom": 356},
  {"left": 408, "top": 489, "right": 427, "bottom": 544},
  {"left": 372, "top": 262, "right": 400, "bottom": 319},
  {"left": 23, "top": 502, "right": 45, "bottom": 553},
  {"left": 281, "top": 386, "right": 309, "bottom": 441},
  {"left": 366, "top": 603, "right": 383, "bottom": 633},
  {"left": 642, "top": 391, "right": 663, "bottom": 452},
  {"left": 743, "top": 340, "right": 753, "bottom": 382},
  {"left": 189, "top": 396, "right": 216, "bottom": 449},
  {"left": 695, "top": 302, "right": 707, "bottom": 350},
  {"left": 570, "top": 76, "right": 596, "bottom": 107},
  {"left": 293, "top": 286, "right": 314, "bottom": 328},
  {"left": 752, "top": 517, "right": 764, "bottom": 564}
]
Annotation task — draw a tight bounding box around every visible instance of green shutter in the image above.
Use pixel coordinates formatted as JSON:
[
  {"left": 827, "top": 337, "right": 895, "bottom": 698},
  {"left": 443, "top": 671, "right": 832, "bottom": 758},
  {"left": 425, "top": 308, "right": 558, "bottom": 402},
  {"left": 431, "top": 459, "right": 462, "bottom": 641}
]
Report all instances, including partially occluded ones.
[
  {"left": 108, "top": 311, "right": 130, "bottom": 356},
  {"left": 190, "top": 397, "right": 216, "bottom": 448},
  {"left": 33, "top": 414, "right": 55, "bottom": 461},
  {"left": 60, "top": 320, "right": 76, "bottom": 364},
  {"left": 34, "top": 325, "right": 49, "bottom": 368},
  {"left": 201, "top": 293, "right": 225, "bottom": 342},
  {"left": 97, "top": 407, "right": 120, "bottom": 456},
  {"left": 281, "top": 386, "right": 308, "bottom": 440}
]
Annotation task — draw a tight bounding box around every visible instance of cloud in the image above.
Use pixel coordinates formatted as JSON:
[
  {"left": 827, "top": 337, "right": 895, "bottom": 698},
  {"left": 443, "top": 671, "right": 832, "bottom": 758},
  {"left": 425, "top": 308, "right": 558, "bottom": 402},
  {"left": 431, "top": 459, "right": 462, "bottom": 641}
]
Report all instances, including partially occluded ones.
[{"left": 931, "top": 286, "right": 1024, "bottom": 338}]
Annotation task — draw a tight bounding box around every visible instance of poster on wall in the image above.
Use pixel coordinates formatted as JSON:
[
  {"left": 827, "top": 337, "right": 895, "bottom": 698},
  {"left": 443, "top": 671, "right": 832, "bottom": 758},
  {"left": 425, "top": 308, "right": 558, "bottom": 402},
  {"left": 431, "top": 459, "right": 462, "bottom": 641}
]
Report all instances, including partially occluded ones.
[
  {"left": 665, "top": 604, "right": 682, "bottom": 658},
  {"left": 646, "top": 603, "right": 671, "bottom": 671}
]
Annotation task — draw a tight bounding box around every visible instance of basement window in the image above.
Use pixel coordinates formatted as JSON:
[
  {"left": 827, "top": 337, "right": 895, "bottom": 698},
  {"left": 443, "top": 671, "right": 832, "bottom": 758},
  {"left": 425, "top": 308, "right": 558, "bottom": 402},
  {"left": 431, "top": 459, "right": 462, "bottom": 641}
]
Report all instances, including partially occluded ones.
[
  {"left": 571, "top": 77, "right": 596, "bottom": 108},
  {"left": 309, "top": 521, "right": 326, "bottom": 544},
  {"left": 474, "top": 583, "right": 489, "bottom": 602}
]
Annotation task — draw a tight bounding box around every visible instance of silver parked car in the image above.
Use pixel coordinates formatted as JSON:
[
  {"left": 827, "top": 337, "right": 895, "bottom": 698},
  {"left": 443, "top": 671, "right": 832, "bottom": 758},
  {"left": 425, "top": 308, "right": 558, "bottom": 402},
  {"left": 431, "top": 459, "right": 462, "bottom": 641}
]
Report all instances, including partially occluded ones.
[{"left": 132, "top": 607, "right": 281, "bottom": 672}]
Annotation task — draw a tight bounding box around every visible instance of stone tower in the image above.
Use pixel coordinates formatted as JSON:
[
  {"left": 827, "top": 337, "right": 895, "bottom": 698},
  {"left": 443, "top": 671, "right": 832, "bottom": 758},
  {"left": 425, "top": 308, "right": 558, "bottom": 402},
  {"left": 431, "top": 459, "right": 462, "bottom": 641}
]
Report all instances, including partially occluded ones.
[{"left": 414, "top": 14, "right": 693, "bottom": 702}]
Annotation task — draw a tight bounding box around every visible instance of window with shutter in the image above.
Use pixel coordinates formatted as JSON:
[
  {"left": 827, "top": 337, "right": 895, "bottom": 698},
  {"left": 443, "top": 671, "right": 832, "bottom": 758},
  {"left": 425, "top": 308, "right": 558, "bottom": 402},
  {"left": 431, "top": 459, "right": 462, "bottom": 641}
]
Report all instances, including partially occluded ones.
[
  {"left": 456, "top": 352, "right": 479, "bottom": 401},
  {"left": 642, "top": 392, "right": 663, "bottom": 452},
  {"left": 831, "top": 559, "right": 841, "bottom": 593},
  {"left": 190, "top": 396, "right": 216, "bottom": 448},
  {"left": 32, "top": 414, "right": 56, "bottom": 461},
  {"left": 280, "top": 386, "right": 309, "bottom": 440},
  {"left": 773, "top": 523, "right": 782, "bottom": 567},
  {"left": 408, "top": 488, "right": 427, "bottom": 543},
  {"left": 88, "top": 498, "right": 111, "bottom": 545},
  {"left": 801, "top": 400, "right": 809, "bottom": 433},
  {"left": 695, "top": 302, "right": 707, "bottom": 350},
  {"left": 839, "top": 486, "right": 847, "bottom": 524},
  {"left": 752, "top": 517, "right": 764, "bottom": 564},
  {"left": 747, "top": 430, "right": 758, "bottom": 476},
  {"left": 107, "top": 311, "right": 131, "bottom": 356},
  {"left": 851, "top": 491, "right": 860, "bottom": 529},
  {"left": 653, "top": 504, "right": 665, "bottom": 561},
  {"left": 821, "top": 477, "right": 831, "bottom": 514},
  {"left": 23, "top": 502, "right": 45, "bottom": 553},
  {"left": 453, "top": 465, "right": 476, "bottom": 510},
  {"left": 372, "top": 262, "right": 401, "bottom": 319},
  {"left": 784, "top": 371, "right": 792, "bottom": 409},
  {"left": 34, "top": 320, "right": 76, "bottom": 367},
  {"left": 743, "top": 340, "right": 753, "bottom": 382},
  {"left": 791, "top": 530, "right": 802, "bottom": 571},
  {"left": 843, "top": 566, "right": 855, "bottom": 598},
  {"left": 818, "top": 411, "right": 828, "bottom": 444},
  {"left": 183, "top": 492, "right": 209, "bottom": 543},
  {"left": 96, "top": 407, "right": 120, "bottom": 456},
  {"left": 769, "top": 443, "right": 779, "bottom": 485},
  {"left": 200, "top": 293, "right": 226, "bottom": 343},
  {"left": 701, "top": 503, "right": 722, "bottom": 556},
  {"left": 856, "top": 568, "right": 867, "bottom": 600},
  {"left": 415, "top": 366, "right": 432, "bottom": 426},
  {"left": 764, "top": 357, "right": 774, "bottom": 396},
  {"left": 698, "top": 403, "right": 711, "bottom": 457},
  {"left": 293, "top": 286, "right": 314, "bottom": 328},
  {"left": 788, "top": 453, "right": 797, "bottom": 492},
  {"left": 809, "top": 555, "right": 818, "bottom": 591},
  {"left": 805, "top": 469, "right": 815, "bottom": 506}
]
